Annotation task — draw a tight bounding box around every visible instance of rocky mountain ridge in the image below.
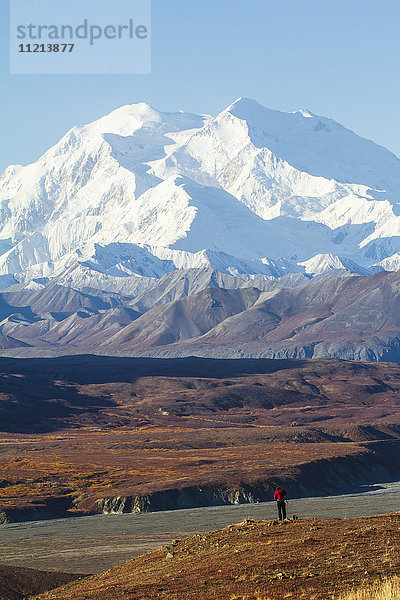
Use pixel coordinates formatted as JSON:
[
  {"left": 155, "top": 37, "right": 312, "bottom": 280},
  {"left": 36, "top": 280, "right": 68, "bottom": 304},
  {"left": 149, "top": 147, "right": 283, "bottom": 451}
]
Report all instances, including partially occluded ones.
[{"left": 1, "top": 269, "right": 400, "bottom": 361}]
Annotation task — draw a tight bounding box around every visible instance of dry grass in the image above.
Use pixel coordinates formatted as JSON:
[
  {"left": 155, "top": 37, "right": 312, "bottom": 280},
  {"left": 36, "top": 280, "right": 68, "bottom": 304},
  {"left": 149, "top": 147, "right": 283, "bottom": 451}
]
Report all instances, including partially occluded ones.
[
  {"left": 31, "top": 514, "right": 400, "bottom": 600},
  {"left": 337, "top": 577, "right": 400, "bottom": 600}
]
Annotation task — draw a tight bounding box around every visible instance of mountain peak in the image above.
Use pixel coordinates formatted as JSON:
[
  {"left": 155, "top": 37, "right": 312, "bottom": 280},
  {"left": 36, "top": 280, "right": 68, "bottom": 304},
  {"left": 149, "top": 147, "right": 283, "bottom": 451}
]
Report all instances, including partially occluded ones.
[
  {"left": 1, "top": 97, "right": 400, "bottom": 293},
  {"left": 226, "top": 96, "right": 263, "bottom": 112},
  {"left": 80, "top": 102, "right": 207, "bottom": 138},
  {"left": 226, "top": 98, "right": 319, "bottom": 123},
  {"left": 83, "top": 102, "right": 162, "bottom": 136},
  {"left": 217, "top": 97, "right": 400, "bottom": 191},
  {"left": 297, "top": 108, "right": 315, "bottom": 118}
]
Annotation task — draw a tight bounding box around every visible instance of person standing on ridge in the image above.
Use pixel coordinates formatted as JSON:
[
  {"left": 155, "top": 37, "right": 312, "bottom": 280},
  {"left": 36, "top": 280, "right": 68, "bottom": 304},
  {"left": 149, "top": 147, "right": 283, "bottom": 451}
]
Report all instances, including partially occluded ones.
[{"left": 274, "top": 484, "right": 287, "bottom": 521}]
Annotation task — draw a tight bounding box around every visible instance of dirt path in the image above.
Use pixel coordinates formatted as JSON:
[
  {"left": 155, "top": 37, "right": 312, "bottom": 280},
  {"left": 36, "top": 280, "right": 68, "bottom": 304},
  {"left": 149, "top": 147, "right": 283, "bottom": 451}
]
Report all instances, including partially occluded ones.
[{"left": 2, "top": 482, "right": 400, "bottom": 574}]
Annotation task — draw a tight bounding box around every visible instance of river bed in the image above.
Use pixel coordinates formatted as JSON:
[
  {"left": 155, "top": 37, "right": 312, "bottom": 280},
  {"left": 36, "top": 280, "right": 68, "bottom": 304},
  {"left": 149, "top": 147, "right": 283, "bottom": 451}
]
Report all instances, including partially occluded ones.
[{"left": 1, "top": 481, "right": 400, "bottom": 573}]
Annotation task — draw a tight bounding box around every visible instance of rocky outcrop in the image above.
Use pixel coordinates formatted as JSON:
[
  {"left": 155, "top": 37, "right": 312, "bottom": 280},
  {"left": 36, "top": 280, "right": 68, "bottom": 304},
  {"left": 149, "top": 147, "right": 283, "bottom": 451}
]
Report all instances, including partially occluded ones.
[
  {"left": 0, "top": 495, "right": 75, "bottom": 524},
  {"left": 96, "top": 484, "right": 263, "bottom": 515}
]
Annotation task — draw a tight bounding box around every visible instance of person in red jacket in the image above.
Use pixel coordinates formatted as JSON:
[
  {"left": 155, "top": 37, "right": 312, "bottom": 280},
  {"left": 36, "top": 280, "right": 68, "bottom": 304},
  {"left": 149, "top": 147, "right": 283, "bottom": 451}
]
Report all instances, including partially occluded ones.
[{"left": 274, "top": 484, "right": 287, "bottom": 521}]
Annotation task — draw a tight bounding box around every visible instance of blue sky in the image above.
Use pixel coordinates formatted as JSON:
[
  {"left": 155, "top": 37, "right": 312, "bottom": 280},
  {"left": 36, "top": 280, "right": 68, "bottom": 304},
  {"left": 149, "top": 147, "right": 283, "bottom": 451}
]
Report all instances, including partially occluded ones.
[{"left": 1, "top": 0, "right": 400, "bottom": 171}]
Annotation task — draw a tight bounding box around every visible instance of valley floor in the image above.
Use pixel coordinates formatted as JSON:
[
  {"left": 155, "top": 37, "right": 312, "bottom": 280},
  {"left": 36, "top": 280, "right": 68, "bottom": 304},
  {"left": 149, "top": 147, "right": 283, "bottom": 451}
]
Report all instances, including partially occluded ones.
[{"left": 2, "top": 482, "right": 400, "bottom": 574}]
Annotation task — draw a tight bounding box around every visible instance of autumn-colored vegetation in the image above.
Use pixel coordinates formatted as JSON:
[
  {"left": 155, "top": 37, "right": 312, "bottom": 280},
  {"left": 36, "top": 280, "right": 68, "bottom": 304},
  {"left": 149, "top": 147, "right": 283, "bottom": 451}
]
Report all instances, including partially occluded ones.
[
  {"left": 0, "top": 565, "right": 82, "bottom": 600},
  {"left": 1, "top": 427, "right": 368, "bottom": 515},
  {"left": 29, "top": 513, "right": 400, "bottom": 600},
  {"left": 1, "top": 356, "right": 400, "bottom": 518}
]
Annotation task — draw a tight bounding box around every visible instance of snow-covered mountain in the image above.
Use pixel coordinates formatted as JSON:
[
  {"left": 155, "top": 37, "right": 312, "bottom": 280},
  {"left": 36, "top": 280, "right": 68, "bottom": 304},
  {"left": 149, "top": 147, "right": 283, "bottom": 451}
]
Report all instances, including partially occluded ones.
[{"left": 1, "top": 97, "right": 400, "bottom": 292}]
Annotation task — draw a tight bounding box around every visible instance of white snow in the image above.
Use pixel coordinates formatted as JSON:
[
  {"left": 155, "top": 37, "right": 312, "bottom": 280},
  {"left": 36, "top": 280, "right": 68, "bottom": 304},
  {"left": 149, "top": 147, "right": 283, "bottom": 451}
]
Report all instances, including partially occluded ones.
[
  {"left": 299, "top": 254, "right": 371, "bottom": 276},
  {"left": 0, "top": 98, "right": 400, "bottom": 288}
]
